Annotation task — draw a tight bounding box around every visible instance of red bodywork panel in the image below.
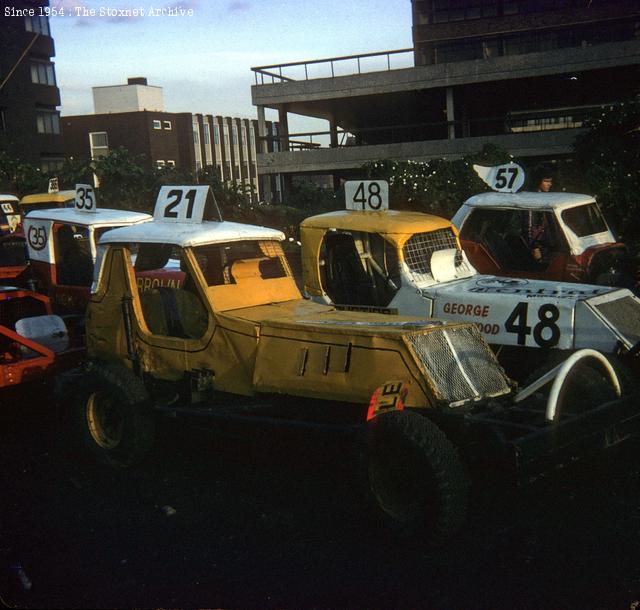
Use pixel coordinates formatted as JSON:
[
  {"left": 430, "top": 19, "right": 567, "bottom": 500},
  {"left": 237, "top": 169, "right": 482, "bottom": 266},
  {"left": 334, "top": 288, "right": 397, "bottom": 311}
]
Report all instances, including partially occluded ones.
[
  {"left": 461, "top": 239, "right": 629, "bottom": 284},
  {"left": 31, "top": 258, "right": 185, "bottom": 316},
  {"left": 0, "top": 289, "right": 82, "bottom": 388}
]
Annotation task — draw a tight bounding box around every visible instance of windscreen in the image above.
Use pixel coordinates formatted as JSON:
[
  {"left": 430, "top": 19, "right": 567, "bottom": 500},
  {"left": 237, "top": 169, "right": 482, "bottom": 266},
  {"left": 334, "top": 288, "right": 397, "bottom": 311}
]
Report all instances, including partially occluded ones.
[{"left": 561, "top": 203, "right": 608, "bottom": 237}]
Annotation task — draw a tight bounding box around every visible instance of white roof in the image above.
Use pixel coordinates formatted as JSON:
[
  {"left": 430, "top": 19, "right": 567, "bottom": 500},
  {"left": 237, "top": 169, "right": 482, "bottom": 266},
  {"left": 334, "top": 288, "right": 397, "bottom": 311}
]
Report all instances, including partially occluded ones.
[
  {"left": 24, "top": 207, "right": 152, "bottom": 227},
  {"left": 463, "top": 191, "right": 596, "bottom": 211},
  {"left": 99, "top": 219, "right": 285, "bottom": 248},
  {"left": 0, "top": 195, "right": 19, "bottom": 202}
]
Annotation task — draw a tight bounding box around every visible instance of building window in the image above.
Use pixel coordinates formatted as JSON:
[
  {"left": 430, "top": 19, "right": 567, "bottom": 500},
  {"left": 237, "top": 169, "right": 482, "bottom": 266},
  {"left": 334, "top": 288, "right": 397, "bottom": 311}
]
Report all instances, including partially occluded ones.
[
  {"left": 25, "top": 16, "right": 49, "bottom": 35},
  {"left": 216, "top": 163, "right": 223, "bottom": 179},
  {"left": 167, "top": 160, "right": 176, "bottom": 167},
  {"left": 163, "top": 120, "right": 172, "bottom": 130},
  {"left": 30, "top": 61, "right": 56, "bottom": 86},
  {"left": 234, "top": 165, "right": 240, "bottom": 179},
  {"left": 232, "top": 124, "right": 238, "bottom": 145},
  {"left": 36, "top": 109, "right": 60, "bottom": 135},
  {"left": 250, "top": 126, "right": 255, "bottom": 147},
  {"left": 213, "top": 124, "right": 220, "bottom": 145},
  {"left": 203, "top": 122, "right": 212, "bottom": 165},
  {"left": 40, "top": 157, "right": 64, "bottom": 173},
  {"left": 241, "top": 126, "right": 247, "bottom": 144},
  {"left": 156, "top": 160, "right": 166, "bottom": 168},
  {"left": 152, "top": 120, "right": 162, "bottom": 129},
  {"left": 432, "top": 0, "right": 497, "bottom": 23},
  {"left": 89, "top": 131, "right": 109, "bottom": 159}
]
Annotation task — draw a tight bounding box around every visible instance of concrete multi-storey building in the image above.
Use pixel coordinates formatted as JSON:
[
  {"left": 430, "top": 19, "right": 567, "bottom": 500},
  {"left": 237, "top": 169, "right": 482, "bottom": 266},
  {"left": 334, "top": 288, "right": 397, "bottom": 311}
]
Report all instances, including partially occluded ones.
[
  {"left": 0, "top": 0, "right": 64, "bottom": 171},
  {"left": 251, "top": 0, "right": 640, "bottom": 192},
  {"left": 62, "top": 78, "right": 280, "bottom": 202}
]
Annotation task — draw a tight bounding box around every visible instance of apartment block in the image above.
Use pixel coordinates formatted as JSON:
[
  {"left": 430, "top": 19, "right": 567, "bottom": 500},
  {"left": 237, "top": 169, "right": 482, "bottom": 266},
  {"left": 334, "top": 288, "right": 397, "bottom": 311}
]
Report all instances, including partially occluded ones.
[
  {"left": 0, "top": 0, "right": 64, "bottom": 171},
  {"left": 250, "top": 0, "right": 640, "bottom": 189}
]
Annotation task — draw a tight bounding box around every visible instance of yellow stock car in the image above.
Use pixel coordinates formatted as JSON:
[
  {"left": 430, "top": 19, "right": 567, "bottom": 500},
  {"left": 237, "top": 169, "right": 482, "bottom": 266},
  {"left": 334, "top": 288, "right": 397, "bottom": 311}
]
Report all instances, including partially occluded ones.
[{"left": 65, "top": 186, "right": 640, "bottom": 543}]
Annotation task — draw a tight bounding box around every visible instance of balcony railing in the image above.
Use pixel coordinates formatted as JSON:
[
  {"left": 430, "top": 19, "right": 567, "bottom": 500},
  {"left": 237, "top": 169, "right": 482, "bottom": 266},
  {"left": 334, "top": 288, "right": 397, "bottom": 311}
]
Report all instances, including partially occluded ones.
[
  {"left": 258, "top": 106, "right": 600, "bottom": 151},
  {"left": 252, "top": 48, "right": 415, "bottom": 85}
]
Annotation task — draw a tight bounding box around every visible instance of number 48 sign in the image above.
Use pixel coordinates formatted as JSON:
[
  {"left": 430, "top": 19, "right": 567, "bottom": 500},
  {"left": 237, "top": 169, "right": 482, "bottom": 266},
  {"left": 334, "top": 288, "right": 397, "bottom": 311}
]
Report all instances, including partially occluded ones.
[{"left": 345, "top": 180, "right": 389, "bottom": 211}]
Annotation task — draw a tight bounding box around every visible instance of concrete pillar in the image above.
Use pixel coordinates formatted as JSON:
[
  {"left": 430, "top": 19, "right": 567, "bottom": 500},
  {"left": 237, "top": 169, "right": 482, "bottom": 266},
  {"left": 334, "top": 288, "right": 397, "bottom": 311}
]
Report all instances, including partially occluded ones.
[
  {"left": 329, "top": 117, "right": 339, "bottom": 148},
  {"left": 278, "top": 105, "right": 290, "bottom": 152},
  {"left": 257, "top": 106, "right": 268, "bottom": 154},
  {"left": 446, "top": 87, "right": 455, "bottom": 140}
]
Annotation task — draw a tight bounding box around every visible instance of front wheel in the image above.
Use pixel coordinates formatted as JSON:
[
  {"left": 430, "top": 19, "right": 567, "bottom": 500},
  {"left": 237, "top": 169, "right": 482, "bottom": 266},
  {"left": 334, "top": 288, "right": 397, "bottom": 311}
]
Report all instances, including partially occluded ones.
[
  {"left": 360, "top": 410, "right": 468, "bottom": 545},
  {"left": 73, "top": 363, "right": 155, "bottom": 468}
]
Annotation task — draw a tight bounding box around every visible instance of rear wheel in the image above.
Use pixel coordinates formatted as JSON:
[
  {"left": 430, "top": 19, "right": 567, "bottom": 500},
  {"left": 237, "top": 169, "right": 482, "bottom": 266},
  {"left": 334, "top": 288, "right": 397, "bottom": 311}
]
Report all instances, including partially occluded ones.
[
  {"left": 73, "top": 363, "right": 155, "bottom": 468},
  {"left": 361, "top": 410, "right": 468, "bottom": 545}
]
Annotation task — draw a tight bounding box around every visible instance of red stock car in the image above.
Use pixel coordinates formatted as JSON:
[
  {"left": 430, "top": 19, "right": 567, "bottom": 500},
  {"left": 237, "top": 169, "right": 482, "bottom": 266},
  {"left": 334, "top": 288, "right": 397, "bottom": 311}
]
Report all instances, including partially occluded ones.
[{"left": 452, "top": 192, "right": 638, "bottom": 290}]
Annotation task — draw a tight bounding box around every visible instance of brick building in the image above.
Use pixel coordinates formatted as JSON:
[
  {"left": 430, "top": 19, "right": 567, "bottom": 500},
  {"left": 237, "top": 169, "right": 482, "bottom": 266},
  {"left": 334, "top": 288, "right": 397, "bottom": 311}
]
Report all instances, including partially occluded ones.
[
  {"left": 63, "top": 78, "right": 281, "bottom": 202},
  {"left": 0, "top": 0, "right": 64, "bottom": 171}
]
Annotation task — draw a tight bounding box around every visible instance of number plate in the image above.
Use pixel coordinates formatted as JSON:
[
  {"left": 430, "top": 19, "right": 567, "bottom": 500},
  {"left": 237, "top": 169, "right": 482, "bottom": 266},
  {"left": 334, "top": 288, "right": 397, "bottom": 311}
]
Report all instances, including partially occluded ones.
[
  {"left": 153, "top": 186, "right": 210, "bottom": 223},
  {"left": 75, "top": 183, "right": 97, "bottom": 213},
  {"left": 345, "top": 180, "right": 389, "bottom": 211}
]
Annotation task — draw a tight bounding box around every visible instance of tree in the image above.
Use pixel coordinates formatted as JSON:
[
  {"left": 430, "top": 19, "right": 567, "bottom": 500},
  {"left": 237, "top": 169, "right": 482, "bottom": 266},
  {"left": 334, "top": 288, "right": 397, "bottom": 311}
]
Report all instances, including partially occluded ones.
[
  {"left": 572, "top": 98, "right": 640, "bottom": 242},
  {"left": 92, "top": 147, "right": 157, "bottom": 212},
  {"left": 362, "top": 144, "right": 514, "bottom": 219}
]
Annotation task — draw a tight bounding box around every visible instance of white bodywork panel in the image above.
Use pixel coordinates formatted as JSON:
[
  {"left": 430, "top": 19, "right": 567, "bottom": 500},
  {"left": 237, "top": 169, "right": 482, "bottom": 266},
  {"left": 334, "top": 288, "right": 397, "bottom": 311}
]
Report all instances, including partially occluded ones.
[
  {"left": 386, "top": 266, "right": 639, "bottom": 351},
  {"left": 23, "top": 208, "right": 152, "bottom": 264},
  {"left": 100, "top": 219, "right": 285, "bottom": 248}
]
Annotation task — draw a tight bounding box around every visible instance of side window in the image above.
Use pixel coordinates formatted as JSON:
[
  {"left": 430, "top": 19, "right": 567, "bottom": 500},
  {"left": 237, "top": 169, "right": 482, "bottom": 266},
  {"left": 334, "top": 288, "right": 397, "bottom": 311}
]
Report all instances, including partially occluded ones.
[
  {"left": 320, "top": 230, "right": 399, "bottom": 307},
  {"left": 462, "top": 208, "right": 562, "bottom": 272},
  {"left": 134, "top": 243, "right": 209, "bottom": 340},
  {"left": 53, "top": 224, "right": 93, "bottom": 287},
  {"left": 192, "top": 241, "right": 290, "bottom": 287},
  {"left": 0, "top": 237, "right": 27, "bottom": 267}
]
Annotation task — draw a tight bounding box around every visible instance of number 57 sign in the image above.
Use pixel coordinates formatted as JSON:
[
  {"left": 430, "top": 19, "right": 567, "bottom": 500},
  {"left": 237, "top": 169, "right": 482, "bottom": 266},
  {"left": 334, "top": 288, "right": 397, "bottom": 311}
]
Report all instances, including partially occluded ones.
[{"left": 473, "top": 163, "right": 525, "bottom": 193}]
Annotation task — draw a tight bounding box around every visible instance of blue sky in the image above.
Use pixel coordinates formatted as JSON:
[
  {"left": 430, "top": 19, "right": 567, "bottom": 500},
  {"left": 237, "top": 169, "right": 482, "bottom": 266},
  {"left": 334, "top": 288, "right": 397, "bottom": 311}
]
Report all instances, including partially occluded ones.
[{"left": 44, "top": 0, "right": 413, "bottom": 131}]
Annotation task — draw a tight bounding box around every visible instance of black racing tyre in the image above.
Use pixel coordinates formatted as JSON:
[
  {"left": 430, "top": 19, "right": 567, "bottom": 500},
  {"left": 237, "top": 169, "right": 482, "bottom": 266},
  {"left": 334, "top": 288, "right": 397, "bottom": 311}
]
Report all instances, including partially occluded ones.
[
  {"left": 73, "top": 362, "right": 155, "bottom": 468},
  {"left": 360, "top": 410, "right": 468, "bottom": 545}
]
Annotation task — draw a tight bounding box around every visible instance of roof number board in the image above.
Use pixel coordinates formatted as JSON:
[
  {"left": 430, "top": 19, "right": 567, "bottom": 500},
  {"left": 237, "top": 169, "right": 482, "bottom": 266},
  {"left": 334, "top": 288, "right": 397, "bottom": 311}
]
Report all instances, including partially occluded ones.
[
  {"left": 473, "top": 163, "right": 525, "bottom": 193},
  {"left": 75, "top": 183, "right": 97, "bottom": 213},
  {"left": 345, "top": 180, "right": 389, "bottom": 211},
  {"left": 154, "top": 186, "right": 210, "bottom": 223}
]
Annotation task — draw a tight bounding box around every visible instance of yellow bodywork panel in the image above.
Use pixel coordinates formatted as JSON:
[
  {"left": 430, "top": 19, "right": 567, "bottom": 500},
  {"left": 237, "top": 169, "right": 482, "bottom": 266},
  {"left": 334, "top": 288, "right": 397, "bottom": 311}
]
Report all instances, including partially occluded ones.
[
  {"left": 87, "top": 241, "right": 510, "bottom": 410},
  {"left": 20, "top": 190, "right": 76, "bottom": 207},
  {"left": 300, "top": 210, "right": 460, "bottom": 297}
]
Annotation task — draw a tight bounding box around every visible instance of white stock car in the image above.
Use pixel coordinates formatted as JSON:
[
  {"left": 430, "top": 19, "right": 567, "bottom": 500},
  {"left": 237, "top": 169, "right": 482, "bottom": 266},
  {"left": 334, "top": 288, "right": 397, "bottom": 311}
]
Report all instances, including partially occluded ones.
[{"left": 300, "top": 209, "right": 640, "bottom": 381}]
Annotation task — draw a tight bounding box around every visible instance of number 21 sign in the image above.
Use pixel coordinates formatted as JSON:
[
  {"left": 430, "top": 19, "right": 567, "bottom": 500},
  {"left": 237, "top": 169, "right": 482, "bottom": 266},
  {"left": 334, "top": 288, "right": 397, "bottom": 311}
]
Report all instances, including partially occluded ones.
[{"left": 153, "top": 186, "right": 210, "bottom": 223}]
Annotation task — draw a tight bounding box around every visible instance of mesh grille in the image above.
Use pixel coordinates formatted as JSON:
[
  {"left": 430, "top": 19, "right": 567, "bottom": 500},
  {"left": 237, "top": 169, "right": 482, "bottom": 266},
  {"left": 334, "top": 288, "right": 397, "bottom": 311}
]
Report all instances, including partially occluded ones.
[
  {"left": 258, "top": 240, "right": 292, "bottom": 277},
  {"left": 405, "top": 325, "right": 511, "bottom": 405},
  {"left": 402, "top": 229, "right": 459, "bottom": 281},
  {"left": 594, "top": 296, "right": 640, "bottom": 345}
]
